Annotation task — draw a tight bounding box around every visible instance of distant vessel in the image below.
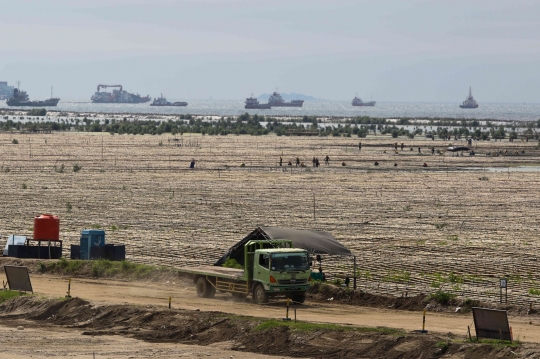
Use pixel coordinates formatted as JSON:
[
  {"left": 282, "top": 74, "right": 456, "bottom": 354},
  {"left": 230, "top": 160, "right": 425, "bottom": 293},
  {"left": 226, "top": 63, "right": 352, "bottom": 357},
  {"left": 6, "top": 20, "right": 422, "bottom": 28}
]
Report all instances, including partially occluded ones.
[
  {"left": 268, "top": 91, "right": 304, "bottom": 107},
  {"left": 459, "top": 87, "right": 479, "bottom": 109},
  {"left": 245, "top": 95, "right": 271, "bottom": 109},
  {"left": 91, "top": 84, "right": 150, "bottom": 104},
  {"left": 6, "top": 85, "right": 60, "bottom": 107},
  {"left": 150, "top": 94, "right": 187, "bottom": 107},
  {"left": 352, "top": 96, "right": 376, "bottom": 107}
]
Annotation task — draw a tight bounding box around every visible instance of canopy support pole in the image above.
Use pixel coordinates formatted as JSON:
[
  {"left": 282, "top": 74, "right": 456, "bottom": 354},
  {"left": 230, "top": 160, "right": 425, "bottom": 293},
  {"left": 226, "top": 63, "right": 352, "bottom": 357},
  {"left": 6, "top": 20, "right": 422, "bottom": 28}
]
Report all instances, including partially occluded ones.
[{"left": 353, "top": 256, "right": 357, "bottom": 290}]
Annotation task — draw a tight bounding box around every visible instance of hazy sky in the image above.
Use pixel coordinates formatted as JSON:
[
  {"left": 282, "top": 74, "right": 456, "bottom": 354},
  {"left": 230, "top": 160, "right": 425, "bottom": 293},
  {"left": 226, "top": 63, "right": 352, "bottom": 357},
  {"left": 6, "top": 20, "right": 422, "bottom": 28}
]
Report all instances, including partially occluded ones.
[{"left": 1, "top": 0, "right": 539, "bottom": 102}]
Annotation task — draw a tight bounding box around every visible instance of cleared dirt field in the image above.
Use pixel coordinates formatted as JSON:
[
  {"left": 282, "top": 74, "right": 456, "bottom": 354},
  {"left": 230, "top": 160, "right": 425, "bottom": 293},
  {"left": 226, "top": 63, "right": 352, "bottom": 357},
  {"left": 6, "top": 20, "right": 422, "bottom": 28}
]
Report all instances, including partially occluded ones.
[{"left": 1, "top": 132, "right": 540, "bottom": 305}]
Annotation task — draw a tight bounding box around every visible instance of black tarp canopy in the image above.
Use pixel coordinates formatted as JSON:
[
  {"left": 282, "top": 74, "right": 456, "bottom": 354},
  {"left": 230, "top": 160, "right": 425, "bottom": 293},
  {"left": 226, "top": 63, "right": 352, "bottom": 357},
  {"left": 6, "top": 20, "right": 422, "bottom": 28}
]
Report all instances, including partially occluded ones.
[{"left": 215, "top": 226, "right": 352, "bottom": 266}]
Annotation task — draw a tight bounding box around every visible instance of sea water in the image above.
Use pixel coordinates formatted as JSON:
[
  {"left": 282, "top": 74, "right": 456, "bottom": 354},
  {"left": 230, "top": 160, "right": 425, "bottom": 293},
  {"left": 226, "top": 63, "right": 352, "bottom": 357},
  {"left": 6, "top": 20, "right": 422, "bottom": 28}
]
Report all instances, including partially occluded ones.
[{"left": 2, "top": 99, "right": 540, "bottom": 121}]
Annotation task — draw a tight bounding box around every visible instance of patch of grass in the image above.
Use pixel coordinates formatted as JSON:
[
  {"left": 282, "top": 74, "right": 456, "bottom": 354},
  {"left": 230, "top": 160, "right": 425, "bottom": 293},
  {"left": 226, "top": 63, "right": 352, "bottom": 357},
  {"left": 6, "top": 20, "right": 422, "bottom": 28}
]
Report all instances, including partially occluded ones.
[
  {"left": 38, "top": 258, "right": 168, "bottom": 280},
  {"left": 21, "top": 183, "right": 27, "bottom": 189},
  {"left": 12, "top": 139, "right": 18, "bottom": 144},
  {"left": 435, "top": 222, "right": 448, "bottom": 229},
  {"left": 447, "top": 235, "right": 459, "bottom": 241},
  {"left": 448, "top": 272, "right": 464, "bottom": 284},
  {"left": 90, "top": 224, "right": 102, "bottom": 229},
  {"left": 254, "top": 319, "right": 402, "bottom": 334},
  {"left": 0, "top": 290, "right": 24, "bottom": 303},
  {"left": 66, "top": 202, "right": 72, "bottom": 213},
  {"left": 436, "top": 341, "right": 450, "bottom": 353},
  {"left": 73, "top": 163, "right": 82, "bottom": 172},
  {"left": 528, "top": 288, "right": 540, "bottom": 296},
  {"left": 383, "top": 270, "right": 411, "bottom": 283}
]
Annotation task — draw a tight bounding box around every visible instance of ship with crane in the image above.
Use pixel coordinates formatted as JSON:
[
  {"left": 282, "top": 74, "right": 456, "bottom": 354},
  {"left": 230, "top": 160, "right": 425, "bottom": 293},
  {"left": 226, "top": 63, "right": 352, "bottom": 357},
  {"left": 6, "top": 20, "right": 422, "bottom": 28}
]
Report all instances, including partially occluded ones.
[{"left": 91, "top": 84, "right": 150, "bottom": 104}]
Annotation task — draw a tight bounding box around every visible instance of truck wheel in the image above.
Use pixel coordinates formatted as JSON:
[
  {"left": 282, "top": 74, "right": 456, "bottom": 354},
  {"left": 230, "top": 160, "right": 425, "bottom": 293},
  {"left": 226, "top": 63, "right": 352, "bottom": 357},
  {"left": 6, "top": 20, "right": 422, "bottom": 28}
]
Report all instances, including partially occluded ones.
[
  {"left": 196, "top": 277, "right": 213, "bottom": 298},
  {"left": 253, "top": 283, "right": 269, "bottom": 304},
  {"left": 290, "top": 294, "right": 306, "bottom": 304}
]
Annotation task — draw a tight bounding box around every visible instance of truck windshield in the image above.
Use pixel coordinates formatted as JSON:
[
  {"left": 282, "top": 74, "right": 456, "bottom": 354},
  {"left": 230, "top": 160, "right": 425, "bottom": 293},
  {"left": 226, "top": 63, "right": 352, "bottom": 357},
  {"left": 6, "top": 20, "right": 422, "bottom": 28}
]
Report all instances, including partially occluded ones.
[{"left": 271, "top": 253, "right": 309, "bottom": 272}]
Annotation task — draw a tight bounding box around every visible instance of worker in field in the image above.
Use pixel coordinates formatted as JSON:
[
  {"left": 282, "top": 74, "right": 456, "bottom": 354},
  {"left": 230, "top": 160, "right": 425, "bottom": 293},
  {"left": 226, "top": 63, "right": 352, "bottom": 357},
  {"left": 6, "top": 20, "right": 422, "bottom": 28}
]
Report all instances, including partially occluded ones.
[
  {"left": 401, "top": 143, "right": 404, "bottom": 150},
  {"left": 296, "top": 157, "right": 300, "bottom": 167},
  {"left": 325, "top": 155, "right": 329, "bottom": 165},
  {"left": 190, "top": 158, "right": 195, "bottom": 169},
  {"left": 279, "top": 157, "right": 283, "bottom": 166},
  {"left": 358, "top": 142, "right": 362, "bottom": 150}
]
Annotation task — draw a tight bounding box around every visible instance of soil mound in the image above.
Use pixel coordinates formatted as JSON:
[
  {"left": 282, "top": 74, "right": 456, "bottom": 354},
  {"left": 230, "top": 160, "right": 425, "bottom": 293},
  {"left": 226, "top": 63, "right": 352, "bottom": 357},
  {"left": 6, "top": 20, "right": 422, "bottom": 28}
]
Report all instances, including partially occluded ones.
[{"left": 0, "top": 296, "right": 522, "bottom": 358}]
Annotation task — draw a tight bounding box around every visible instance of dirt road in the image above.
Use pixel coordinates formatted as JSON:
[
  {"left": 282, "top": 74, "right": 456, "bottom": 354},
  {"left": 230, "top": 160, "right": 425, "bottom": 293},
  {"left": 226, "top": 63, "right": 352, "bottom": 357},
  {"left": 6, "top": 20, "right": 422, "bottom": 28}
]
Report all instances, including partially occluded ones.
[{"left": 29, "top": 275, "right": 540, "bottom": 343}]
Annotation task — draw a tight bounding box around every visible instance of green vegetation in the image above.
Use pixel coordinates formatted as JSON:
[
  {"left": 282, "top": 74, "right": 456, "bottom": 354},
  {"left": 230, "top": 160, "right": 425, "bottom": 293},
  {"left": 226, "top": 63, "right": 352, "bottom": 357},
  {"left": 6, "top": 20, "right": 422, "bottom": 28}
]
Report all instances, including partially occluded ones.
[
  {"left": 27, "top": 108, "right": 47, "bottom": 116},
  {"left": 436, "top": 341, "right": 450, "bottom": 354},
  {"left": 528, "top": 288, "right": 540, "bottom": 296},
  {"left": 12, "top": 138, "right": 18, "bottom": 144},
  {"left": 21, "top": 183, "right": 27, "bottom": 189},
  {"left": 429, "top": 290, "right": 456, "bottom": 305},
  {"left": 66, "top": 202, "right": 72, "bottom": 213},
  {"left": 0, "top": 290, "right": 25, "bottom": 303},
  {"left": 254, "top": 319, "right": 402, "bottom": 334},
  {"left": 383, "top": 270, "right": 411, "bottom": 283},
  {"left": 37, "top": 258, "right": 173, "bottom": 280},
  {"left": 222, "top": 258, "right": 243, "bottom": 270},
  {"left": 435, "top": 222, "right": 448, "bottom": 230},
  {"left": 72, "top": 163, "right": 82, "bottom": 172}
]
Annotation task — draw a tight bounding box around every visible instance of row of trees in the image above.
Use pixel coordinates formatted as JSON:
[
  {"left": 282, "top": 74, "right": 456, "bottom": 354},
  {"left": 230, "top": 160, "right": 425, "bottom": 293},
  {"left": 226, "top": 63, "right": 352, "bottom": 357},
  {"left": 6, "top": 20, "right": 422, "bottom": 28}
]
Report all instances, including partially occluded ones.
[{"left": 1, "top": 113, "right": 538, "bottom": 139}]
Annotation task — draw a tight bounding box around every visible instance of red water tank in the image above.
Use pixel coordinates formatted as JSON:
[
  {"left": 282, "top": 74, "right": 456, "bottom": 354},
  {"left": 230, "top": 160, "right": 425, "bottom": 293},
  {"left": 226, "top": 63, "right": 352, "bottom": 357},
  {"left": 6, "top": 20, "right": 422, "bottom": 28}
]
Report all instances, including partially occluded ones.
[{"left": 34, "top": 214, "right": 60, "bottom": 241}]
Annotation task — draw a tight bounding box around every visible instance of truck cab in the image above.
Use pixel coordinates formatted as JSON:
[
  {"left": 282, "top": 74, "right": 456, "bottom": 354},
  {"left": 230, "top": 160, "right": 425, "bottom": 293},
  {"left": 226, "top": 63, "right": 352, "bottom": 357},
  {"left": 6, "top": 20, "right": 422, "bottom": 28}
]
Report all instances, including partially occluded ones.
[{"left": 245, "top": 240, "right": 311, "bottom": 304}]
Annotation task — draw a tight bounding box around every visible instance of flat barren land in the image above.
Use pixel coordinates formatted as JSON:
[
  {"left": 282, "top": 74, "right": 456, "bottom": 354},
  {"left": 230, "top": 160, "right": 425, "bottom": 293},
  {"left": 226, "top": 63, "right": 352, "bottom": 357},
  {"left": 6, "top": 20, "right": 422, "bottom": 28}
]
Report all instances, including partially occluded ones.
[{"left": 1, "top": 132, "right": 540, "bottom": 305}]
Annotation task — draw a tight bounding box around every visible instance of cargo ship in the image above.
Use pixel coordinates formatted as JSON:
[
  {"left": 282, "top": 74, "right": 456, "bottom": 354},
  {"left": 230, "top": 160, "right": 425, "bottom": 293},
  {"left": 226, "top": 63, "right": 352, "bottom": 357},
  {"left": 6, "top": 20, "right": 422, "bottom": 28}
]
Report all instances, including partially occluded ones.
[
  {"left": 6, "top": 86, "right": 60, "bottom": 107},
  {"left": 459, "top": 87, "right": 479, "bottom": 109},
  {"left": 150, "top": 94, "right": 187, "bottom": 107},
  {"left": 267, "top": 91, "right": 304, "bottom": 107},
  {"left": 352, "top": 96, "right": 376, "bottom": 107},
  {"left": 91, "top": 84, "right": 150, "bottom": 104},
  {"left": 245, "top": 95, "right": 271, "bottom": 109}
]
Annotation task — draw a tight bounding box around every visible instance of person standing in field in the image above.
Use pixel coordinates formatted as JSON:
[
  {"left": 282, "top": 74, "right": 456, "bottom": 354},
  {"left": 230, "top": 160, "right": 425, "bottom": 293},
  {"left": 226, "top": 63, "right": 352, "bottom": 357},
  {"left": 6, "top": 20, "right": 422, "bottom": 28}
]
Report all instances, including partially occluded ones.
[
  {"left": 358, "top": 142, "right": 362, "bottom": 150},
  {"left": 190, "top": 158, "right": 195, "bottom": 169},
  {"left": 279, "top": 157, "right": 283, "bottom": 166},
  {"left": 325, "top": 155, "right": 329, "bottom": 165},
  {"left": 296, "top": 157, "right": 300, "bottom": 167}
]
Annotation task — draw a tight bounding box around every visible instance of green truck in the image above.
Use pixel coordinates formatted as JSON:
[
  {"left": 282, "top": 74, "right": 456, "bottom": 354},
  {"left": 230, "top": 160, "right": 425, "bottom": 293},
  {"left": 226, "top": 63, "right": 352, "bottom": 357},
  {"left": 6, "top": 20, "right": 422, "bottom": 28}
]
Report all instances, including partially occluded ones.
[{"left": 178, "top": 239, "right": 312, "bottom": 304}]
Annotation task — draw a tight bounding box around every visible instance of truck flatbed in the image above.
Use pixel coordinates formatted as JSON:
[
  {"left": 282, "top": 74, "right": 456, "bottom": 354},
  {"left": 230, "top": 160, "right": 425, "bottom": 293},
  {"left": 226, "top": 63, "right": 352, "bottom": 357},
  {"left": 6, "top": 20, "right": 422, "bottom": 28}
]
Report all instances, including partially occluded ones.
[{"left": 177, "top": 265, "right": 245, "bottom": 280}]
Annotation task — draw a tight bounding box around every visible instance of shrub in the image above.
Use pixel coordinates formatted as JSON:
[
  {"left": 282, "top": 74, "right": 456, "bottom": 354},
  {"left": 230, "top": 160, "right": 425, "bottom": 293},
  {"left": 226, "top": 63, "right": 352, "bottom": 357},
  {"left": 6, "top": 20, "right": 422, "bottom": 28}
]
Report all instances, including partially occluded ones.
[
  {"left": 73, "top": 163, "right": 82, "bottom": 172},
  {"left": 429, "top": 290, "right": 456, "bottom": 305},
  {"left": 12, "top": 139, "right": 18, "bottom": 144},
  {"left": 54, "top": 164, "right": 65, "bottom": 173}
]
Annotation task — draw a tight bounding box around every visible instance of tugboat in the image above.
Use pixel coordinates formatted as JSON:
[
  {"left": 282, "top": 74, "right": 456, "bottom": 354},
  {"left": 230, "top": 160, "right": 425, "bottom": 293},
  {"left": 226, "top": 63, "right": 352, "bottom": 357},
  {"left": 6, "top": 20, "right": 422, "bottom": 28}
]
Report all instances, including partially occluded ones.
[
  {"left": 268, "top": 91, "right": 304, "bottom": 107},
  {"left": 150, "top": 94, "right": 187, "bottom": 107},
  {"left": 352, "top": 95, "right": 376, "bottom": 107},
  {"left": 459, "top": 87, "right": 479, "bottom": 109},
  {"left": 245, "top": 95, "right": 271, "bottom": 109},
  {"left": 6, "top": 85, "right": 60, "bottom": 107}
]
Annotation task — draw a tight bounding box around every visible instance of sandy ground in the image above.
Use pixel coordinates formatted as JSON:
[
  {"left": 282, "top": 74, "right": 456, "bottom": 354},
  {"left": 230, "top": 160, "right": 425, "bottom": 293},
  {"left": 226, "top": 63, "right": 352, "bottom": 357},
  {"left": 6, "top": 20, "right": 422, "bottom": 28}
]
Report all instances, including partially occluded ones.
[
  {"left": 26, "top": 275, "right": 540, "bottom": 343},
  {"left": 0, "top": 321, "right": 299, "bottom": 359},
  {"left": 2, "top": 133, "right": 540, "bottom": 306}
]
